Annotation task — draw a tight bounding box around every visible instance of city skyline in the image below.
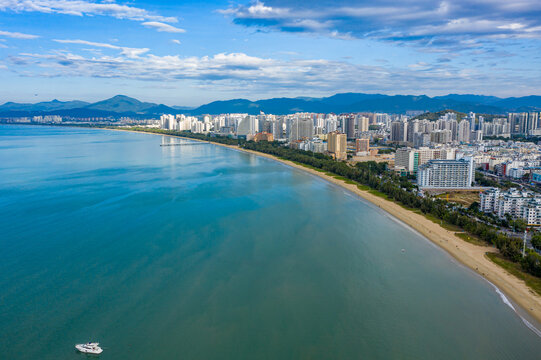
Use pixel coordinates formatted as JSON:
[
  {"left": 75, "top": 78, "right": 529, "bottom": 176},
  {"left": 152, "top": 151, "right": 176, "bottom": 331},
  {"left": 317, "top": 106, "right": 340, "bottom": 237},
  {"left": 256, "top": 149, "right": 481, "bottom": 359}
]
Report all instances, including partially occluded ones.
[{"left": 0, "top": 0, "right": 540, "bottom": 105}]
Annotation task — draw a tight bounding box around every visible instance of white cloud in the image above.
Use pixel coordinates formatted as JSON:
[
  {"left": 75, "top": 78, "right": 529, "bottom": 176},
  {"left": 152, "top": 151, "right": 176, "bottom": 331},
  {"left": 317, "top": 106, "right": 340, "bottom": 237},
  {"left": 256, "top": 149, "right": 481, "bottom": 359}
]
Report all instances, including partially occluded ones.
[
  {"left": 53, "top": 39, "right": 149, "bottom": 58},
  {"left": 239, "top": 1, "right": 288, "bottom": 18},
  {"left": 141, "top": 21, "right": 185, "bottom": 33},
  {"left": 10, "top": 49, "right": 541, "bottom": 97},
  {"left": 218, "top": 1, "right": 287, "bottom": 18},
  {"left": 498, "top": 23, "right": 526, "bottom": 30},
  {"left": 171, "top": 39, "right": 181, "bottom": 45},
  {"left": 0, "top": 29, "right": 39, "bottom": 39},
  {"left": 0, "top": 1, "right": 185, "bottom": 33},
  {"left": 0, "top": 0, "right": 177, "bottom": 22}
]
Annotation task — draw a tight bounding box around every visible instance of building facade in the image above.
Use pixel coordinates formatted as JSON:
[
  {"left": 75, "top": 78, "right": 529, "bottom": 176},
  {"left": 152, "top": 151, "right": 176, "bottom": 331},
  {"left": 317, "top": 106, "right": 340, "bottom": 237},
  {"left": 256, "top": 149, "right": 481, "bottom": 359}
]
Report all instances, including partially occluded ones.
[
  {"left": 327, "top": 132, "right": 347, "bottom": 160},
  {"left": 356, "top": 138, "right": 370, "bottom": 153},
  {"left": 395, "top": 147, "right": 419, "bottom": 174},
  {"left": 480, "top": 188, "right": 541, "bottom": 225},
  {"left": 417, "top": 158, "right": 474, "bottom": 189}
]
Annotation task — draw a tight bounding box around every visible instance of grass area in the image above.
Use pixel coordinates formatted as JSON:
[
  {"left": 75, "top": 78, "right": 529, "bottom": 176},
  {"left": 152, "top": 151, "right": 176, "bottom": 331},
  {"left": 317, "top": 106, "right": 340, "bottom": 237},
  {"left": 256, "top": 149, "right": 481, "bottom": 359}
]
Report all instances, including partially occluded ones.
[
  {"left": 414, "top": 211, "right": 463, "bottom": 232},
  {"left": 486, "top": 252, "right": 541, "bottom": 296},
  {"left": 455, "top": 232, "right": 487, "bottom": 246},
  {"left": 292, "top": 162, "right": 365, "bottom": 186},
  {"left": 367, "top": 189, "right": 390, "bottom": 199},
  {"left": 332, "top": 175, "right": 356, "bottom": 184},
  {"left": 293, "top": 162, "right": 366, "bottom": 187},
  {"left": 292, "top": 162, "right": 326, "bottom": 173},
  {"left": 294, "top": 162, "right": 362, "bottom": 185},
  {"left": 435, "top": 191, "right": 480, "bottom": 207}
]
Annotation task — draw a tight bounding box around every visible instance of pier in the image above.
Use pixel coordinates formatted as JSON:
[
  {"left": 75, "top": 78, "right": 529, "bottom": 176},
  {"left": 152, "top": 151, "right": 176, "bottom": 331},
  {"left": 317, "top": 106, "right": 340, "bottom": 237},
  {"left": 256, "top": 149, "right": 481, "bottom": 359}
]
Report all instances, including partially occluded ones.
[{"left": 160, "top": 142, "right": 210, "bottom": 147}]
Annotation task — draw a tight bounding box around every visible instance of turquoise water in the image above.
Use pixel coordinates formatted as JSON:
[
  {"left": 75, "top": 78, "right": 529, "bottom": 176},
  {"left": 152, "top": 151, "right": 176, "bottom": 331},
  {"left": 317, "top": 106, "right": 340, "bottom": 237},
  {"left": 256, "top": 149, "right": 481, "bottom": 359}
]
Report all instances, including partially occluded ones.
[{"left": 0, "top": 125, "right": 540, "bottom": 359}]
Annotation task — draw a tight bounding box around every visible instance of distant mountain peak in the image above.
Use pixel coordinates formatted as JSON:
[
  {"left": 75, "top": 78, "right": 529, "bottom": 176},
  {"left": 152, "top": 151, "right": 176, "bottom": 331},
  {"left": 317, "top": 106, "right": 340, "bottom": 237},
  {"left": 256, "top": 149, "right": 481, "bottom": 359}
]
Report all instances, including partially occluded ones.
[{"left": 110, "top": 94, "right": 138, "bottom": 100}]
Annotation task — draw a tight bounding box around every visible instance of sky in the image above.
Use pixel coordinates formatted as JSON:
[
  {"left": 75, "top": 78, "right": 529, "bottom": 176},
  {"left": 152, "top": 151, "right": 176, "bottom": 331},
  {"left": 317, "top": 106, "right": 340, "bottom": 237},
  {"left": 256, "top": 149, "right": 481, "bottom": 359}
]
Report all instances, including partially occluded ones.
[{"left": 0, "top": 0, "right": 540, "bottom": 106}]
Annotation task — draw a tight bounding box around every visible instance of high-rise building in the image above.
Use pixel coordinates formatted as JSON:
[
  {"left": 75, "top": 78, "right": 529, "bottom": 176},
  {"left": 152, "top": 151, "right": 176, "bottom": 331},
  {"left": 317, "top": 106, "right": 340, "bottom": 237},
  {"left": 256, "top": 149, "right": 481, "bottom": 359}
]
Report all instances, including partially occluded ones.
[
  {"left": 509, "top": 112, "right": 528, "bottom": 134},
  {"left": 407, "top": 119, "right": 419, "bottom": 143},
  {"left": 470, "top": 130, "right": 483, "bottom": 142},
  {"left": 345, "top": 116, "right": 356, "bottom": 139},
  {"left": 449, "top": 120, "right": 458, "bottom": 141},
  {"left": 160, "top": 114, "right": 176, "bottom": 130},
  {"left": 458, "top": 119, "right": 470, "bottom": 143},
  {"left": 271, "top": 119, "right": 284, "bottom": 140},
  {"left": 527, "top": 112, "right": 539, "bottom": 135},
  {"left": 289, "top": 117, "right": 313, "bottom": 141},
  {"left": 433, "top": 148, "right": 456, "bottom": 160},
  {"left": 469, "top": 112, "right": 476, "bottom": 132},
  {"left": 395, "top": 147, "right": 419, "bottom": 174},
  {"left": 417, "top": 147, "right": 435, "bottom": 166},
  {"left": 191, "top": 120, "right": 205, "bottom": 133},
  {"left": 237, "top": 115, "right": 258, "bottom": 136},
  {"left": 327, "top": 131, "right": 347, "bottom": 160},
  {"left": 413, "top": 132, "right": 431, "bottom": 147},
  {"left": 391, "top": 120, "right": 407, "bottom": 142},
  {"left": 478, "top": 116, "right": 484, "bottom": 133},
  {"left": 358, "top": 116, "right": 369, "bottom": 133},
  {"left": 430, "top": 129, "right": 452, "bottom": 144},
  {"left": 417, "top": 158, "right": 474, "bottom": 189},
  {"left": 325, "top": 118, "right": 338, "bottom": 133},
  {"left": 356, "top": 138, "right": 370, "bottom": 153},
  {"left": 482, "top": 118, "right": 510, "bottom": 137}
]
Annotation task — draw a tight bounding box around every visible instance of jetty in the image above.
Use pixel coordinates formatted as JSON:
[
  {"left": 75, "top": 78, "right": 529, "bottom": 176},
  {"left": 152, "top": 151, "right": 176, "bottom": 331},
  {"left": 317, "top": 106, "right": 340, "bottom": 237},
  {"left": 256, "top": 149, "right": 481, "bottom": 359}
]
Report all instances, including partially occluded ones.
[{"left": 160, "top": 142, "right": 209, "bottom": 147}]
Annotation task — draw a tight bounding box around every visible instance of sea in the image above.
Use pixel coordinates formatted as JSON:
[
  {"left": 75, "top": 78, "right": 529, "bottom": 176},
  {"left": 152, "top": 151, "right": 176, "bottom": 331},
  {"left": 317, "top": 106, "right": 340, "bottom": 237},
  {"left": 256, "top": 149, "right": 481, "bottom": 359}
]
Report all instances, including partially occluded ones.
[{"left": 1, "top": 125, "right": 540, "bottom": 359}]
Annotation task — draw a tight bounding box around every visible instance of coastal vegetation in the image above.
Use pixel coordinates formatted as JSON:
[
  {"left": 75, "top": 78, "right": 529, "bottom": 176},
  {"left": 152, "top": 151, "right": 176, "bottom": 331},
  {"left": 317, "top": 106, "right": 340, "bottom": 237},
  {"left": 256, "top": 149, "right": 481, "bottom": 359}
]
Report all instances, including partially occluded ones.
[{"left": 119, "top": 127, "right": 541, "bottom": 281}]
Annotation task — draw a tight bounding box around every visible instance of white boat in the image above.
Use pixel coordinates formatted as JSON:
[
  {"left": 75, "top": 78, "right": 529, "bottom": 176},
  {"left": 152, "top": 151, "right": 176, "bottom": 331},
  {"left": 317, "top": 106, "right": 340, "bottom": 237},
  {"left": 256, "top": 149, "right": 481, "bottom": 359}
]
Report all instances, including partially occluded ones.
[{"left": 75, "top": 342, "right": 103, "bottom": 354}]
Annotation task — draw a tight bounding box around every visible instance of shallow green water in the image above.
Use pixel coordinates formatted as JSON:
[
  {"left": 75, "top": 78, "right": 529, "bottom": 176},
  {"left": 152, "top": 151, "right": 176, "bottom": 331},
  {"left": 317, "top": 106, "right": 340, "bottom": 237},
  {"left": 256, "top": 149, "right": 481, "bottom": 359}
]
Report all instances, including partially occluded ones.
[{"left": 0, "top": 125, "right": 540, "bottom": 359}]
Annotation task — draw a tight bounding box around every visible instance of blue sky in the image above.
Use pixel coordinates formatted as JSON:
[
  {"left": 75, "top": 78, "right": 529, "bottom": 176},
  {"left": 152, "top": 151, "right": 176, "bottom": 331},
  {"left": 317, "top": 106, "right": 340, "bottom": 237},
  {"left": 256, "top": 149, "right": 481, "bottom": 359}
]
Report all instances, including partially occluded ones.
[{"left": 0, "top": 0, "right": 540, "bottom": 106}]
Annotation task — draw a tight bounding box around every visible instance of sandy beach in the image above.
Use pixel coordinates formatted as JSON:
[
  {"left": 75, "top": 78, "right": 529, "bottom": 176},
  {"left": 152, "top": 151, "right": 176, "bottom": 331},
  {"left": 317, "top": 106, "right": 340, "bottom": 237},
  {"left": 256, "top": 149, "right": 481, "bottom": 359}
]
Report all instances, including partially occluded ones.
[{"left": 112, "top": 128, "right": 541, "bottom": 324}]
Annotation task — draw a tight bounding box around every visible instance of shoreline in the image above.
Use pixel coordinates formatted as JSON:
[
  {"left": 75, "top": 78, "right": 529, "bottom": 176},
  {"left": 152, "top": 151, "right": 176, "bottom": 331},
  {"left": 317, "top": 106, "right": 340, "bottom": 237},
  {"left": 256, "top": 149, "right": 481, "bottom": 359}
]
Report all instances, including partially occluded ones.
[{"left": 107, "top": 127, "right": 541, "bottom": 325}]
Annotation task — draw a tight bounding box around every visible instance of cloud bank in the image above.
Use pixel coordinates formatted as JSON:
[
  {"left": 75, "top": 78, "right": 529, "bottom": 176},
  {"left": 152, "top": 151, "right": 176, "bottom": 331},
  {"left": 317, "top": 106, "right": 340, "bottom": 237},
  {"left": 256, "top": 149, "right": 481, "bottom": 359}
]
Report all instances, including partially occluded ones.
[
  {"left": 220, "top": 1, "right": 541, "bottom": 50},
  {"left": 8, "top": 44, "right": 541, "bottom": 97}
]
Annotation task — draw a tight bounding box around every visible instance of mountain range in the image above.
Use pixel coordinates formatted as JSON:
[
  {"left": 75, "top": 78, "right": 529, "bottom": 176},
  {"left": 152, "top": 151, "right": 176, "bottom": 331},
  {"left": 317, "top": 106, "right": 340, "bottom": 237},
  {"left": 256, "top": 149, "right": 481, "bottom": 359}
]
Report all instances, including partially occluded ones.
[{"left": 1, "top": 93, "right": 541, "bottom": 119}]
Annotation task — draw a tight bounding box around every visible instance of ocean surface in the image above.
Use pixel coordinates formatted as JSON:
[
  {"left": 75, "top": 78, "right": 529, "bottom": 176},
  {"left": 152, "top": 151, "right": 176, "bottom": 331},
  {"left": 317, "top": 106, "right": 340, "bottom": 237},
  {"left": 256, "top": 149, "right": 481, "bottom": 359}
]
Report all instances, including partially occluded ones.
[{"left": 1, "top": 125, "right": 540, "bottom": 360}]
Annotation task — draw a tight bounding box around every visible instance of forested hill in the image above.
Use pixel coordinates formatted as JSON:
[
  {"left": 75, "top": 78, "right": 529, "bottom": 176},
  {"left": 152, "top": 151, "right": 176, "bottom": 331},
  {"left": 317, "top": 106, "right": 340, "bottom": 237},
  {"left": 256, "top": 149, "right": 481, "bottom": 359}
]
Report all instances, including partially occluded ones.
[{"left": 3, "top": 93, "right": 541, "bottom": 118}]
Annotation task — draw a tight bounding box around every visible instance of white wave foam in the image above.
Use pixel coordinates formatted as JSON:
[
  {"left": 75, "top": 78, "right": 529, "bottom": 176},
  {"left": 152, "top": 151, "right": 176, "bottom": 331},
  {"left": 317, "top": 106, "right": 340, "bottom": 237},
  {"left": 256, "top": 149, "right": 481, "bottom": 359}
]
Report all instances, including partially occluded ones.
[
  {"left": 522, "top": 317, "right": 541, "bottom": 338},
  {"left": 494, "top": 286, "right": 516, "bottom": 311},
  {"left": 491, "top": 283, "right": 541, "bottom": 338}
]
